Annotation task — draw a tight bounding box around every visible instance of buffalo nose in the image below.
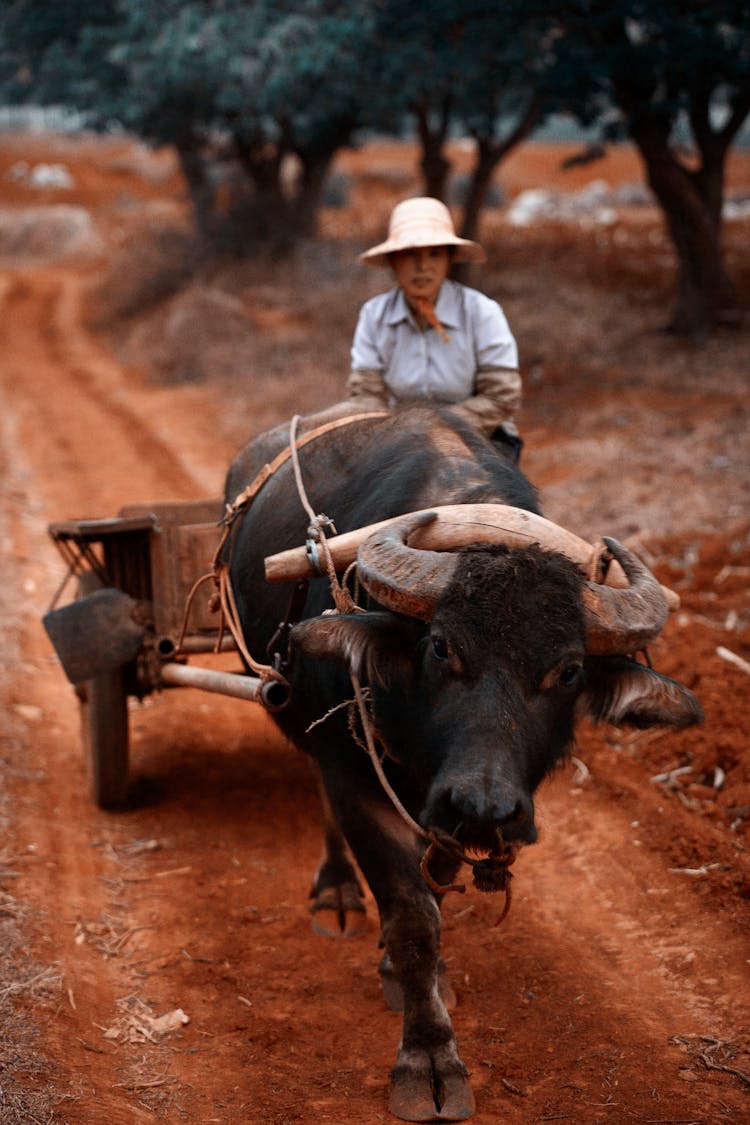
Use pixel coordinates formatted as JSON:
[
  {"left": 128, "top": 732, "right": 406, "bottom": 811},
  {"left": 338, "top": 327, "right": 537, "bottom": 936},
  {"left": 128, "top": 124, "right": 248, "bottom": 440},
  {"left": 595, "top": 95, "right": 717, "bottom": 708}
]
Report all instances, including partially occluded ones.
[
  {"left": 496, "top": 799, "right": 537, "bottom": 844},
  {"left": 425, "top": 787, "right": 537, "bottom": 846}
]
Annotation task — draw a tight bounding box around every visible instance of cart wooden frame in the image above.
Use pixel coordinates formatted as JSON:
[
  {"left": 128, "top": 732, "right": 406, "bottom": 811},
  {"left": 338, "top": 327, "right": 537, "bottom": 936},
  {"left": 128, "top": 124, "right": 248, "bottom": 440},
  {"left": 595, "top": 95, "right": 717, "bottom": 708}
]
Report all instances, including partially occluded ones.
[{"left": 45, "top": 497, "right": 271, "bottom": 807}]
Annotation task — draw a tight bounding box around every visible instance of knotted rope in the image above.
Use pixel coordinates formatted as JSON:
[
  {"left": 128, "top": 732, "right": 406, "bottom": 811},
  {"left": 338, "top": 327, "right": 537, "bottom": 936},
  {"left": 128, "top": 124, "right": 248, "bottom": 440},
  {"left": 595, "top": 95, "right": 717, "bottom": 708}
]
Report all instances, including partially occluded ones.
[{"left": 287, "top": 414, "right": 362, "bottom": 617}]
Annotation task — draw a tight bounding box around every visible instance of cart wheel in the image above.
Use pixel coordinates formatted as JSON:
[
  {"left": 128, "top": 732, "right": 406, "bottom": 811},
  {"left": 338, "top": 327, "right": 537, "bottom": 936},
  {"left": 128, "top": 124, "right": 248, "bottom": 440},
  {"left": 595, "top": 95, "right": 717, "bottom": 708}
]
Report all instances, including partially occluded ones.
[{"left": 76, "top": 573, "right": 130, "bottom": 808}]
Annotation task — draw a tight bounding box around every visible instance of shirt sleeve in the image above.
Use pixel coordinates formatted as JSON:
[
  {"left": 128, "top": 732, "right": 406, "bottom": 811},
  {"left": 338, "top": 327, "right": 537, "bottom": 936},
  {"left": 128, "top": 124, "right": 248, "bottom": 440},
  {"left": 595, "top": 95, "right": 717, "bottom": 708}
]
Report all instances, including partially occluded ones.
[
  {"left": 473, "top": 294, "right": 519, "bottom": 372},
  {"left": 449, "top": 366, "right": 522, "bottom": 436},
  {"left": 350, "top": 299, "right": 384, "bottom": 372},
  {"left": 345, "top": 367, "right": 390, "bottom": 409}
]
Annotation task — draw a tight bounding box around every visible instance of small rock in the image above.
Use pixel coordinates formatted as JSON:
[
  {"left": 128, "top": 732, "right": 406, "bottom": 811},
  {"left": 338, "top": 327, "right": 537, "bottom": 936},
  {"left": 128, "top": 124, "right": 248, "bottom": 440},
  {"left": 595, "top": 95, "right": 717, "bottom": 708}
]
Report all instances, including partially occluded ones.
[
  {"left": 29, "top": 163, "right": 75, "bottom": 189},
  {"left": 13, "top": 703, "right": 43, "bottom": 723},
  {"left": 150, "top": 1008, "right": 189, "bottom": 1034}
]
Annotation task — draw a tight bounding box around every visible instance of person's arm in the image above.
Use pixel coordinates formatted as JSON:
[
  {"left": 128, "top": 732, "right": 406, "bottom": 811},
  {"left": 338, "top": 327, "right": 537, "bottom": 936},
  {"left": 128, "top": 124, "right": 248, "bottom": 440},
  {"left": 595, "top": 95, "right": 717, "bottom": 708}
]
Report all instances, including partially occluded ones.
[
  {"left": 449, "top": 293, "right": 521, "bottom": 436},
  {"left": 346, "top": 298, "right": 391, "bottom": 410},
  {"left": 345, "top": 366, "right": 390, "bottom": 410},
  {"left": 449, "top": 366, "right": 522, "bottom": 436}
]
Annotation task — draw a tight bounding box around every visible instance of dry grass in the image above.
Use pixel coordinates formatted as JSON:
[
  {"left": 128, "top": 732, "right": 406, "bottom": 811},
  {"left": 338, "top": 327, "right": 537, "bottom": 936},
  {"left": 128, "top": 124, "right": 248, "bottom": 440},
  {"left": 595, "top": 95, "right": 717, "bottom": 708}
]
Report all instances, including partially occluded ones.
[
  {"left": 0, "top": 875, "right": 63, "bottom": 1122},
  {"left": 0, "top": 735, "right": 65, "bottom": 1122},
  {"left": 97, "top": 204, "right": 750, "bottom": 423}
]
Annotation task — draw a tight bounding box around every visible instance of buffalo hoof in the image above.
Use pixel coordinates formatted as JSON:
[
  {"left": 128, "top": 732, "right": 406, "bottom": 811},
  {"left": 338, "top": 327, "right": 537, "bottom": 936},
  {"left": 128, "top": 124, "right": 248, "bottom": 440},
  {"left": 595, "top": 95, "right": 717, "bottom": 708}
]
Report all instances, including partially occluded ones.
[
  {"left": 379, "top": 954, "right": 456, "bottom": 1013},
  {"left": 310, "top": 881, "right": 367, "bottom": 938},
  {"left": 389, "top": 1049, "right": 475, "bottom": 1122}
]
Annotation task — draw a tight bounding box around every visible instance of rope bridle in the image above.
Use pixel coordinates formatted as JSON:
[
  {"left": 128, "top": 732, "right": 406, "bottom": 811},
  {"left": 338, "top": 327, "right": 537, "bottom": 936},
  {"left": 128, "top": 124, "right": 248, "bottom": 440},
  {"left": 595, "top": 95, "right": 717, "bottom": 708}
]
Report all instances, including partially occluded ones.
[{"left": 344, "top": 673, "right": 516, "bottom": 918}]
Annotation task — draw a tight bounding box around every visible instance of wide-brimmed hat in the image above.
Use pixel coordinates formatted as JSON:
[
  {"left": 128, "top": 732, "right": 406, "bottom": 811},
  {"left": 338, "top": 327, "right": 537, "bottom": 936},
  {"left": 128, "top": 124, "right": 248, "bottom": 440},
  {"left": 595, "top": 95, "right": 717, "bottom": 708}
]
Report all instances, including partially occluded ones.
[{"left": 359, "top": 197, "right": 486, "bottom": 268}]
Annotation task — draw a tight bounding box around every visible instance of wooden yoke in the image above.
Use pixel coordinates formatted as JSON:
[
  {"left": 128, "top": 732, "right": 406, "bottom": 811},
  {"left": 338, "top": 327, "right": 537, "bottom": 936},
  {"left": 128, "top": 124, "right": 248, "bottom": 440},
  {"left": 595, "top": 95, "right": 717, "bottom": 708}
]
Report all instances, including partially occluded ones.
[{"left": 264, "top": 504, "right": 680, "bottom": 611}]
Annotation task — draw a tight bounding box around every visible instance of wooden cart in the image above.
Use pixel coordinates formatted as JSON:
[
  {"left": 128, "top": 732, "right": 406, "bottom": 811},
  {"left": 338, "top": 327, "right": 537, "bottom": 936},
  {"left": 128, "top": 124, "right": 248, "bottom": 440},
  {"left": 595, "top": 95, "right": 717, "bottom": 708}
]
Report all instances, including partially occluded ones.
[{"left": 44, "top": 498, "right": 284, "bottom": 809}]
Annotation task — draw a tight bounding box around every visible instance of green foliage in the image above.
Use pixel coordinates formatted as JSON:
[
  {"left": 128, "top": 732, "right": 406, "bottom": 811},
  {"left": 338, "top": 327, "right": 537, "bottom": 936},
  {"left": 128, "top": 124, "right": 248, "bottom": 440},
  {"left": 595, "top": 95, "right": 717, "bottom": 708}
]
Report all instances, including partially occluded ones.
[
  {"left": 215, "top": 0, "right": 377, "bottom": 151},
  {"left": 0, "top": 0, "right": 748, "bottom": 324},
  {"left": 557, "top": 0, "right": 750, "bottom": 146},
  {"left": 553, "top": 1, "right": 750, "bottom": 331},
  {"left": 365, "top": 0, "right": 566, "bottom": 139}
]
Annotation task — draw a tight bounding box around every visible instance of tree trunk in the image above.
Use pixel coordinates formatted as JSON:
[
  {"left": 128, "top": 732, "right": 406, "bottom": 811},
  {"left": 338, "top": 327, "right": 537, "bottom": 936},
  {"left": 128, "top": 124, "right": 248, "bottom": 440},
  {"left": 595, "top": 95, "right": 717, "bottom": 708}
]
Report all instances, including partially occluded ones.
[
  {"left": 454, "top": 97, "right": 542, "bottom": 284},
  {"left": 293, "top": 150, "right": 334, "bottom": 239},
  {"left": 175, "top": 136, "right": 216, "bottom": 239},
  {"left": 414, "top": 100, "right": 452, "bottom": 200},
  {"left": 630, "top": 120, "right": 738, "bottom": 336},
  {"left": 459, "top": 140, "right": 501, "bottom": 245},
  {"left": 232, "top": 135, "right": 294, "bottom": 251}
]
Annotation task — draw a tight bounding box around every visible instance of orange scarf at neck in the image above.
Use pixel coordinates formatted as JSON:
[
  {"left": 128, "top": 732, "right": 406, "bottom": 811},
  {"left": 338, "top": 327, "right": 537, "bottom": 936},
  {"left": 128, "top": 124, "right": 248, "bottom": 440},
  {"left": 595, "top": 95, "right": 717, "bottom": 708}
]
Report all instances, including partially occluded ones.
[{"left": 412, "top": 296, "right": 450, "bottom": 343}]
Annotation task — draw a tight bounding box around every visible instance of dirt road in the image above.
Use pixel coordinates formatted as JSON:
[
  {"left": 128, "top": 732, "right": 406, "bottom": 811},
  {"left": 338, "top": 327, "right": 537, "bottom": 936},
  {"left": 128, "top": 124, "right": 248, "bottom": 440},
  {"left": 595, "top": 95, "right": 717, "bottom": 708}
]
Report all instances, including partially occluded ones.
[{"left": 1, "top": 134, "right": 749, "bottom": 1124}]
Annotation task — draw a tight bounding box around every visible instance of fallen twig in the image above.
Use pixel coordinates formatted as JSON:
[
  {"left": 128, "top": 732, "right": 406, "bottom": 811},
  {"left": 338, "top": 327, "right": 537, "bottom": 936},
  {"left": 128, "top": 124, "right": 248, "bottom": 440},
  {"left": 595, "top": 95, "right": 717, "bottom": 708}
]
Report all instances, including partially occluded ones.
[
  {"left": 122, "top": 866, "right": 192, "bottom": 883},
  {"left": 714, "top": 564, "right": 750, "bottom": 586},
  {"left": 716, "top": 645, "right": 750, "bottom": 676},
  {"left": 0, "top": 965, "right": 61, "bottom": 1000},
  {"left": 650, "top": 765, "right": 692, "bottom": 786},
  {"left": 697, "top": 1052, "right": 750, "bottom": 1087},
  {"left": 570, "top": 755, "right": 590, "bottom": 784},
  {"left": 670, "top": 1035, "right": 750, "bottom": 1088},
  {"left": 501, "top": 1078, "right": 526, "bottom": 1097},
  {"left": 77, "top": 1037, "right": 107, "bottom": 1054},
  {"left": 668, "top": 863, "right": 721, "bottom": 876},
  {"left": 101, "top": 997, "right": 189, "bottom": 1043}
]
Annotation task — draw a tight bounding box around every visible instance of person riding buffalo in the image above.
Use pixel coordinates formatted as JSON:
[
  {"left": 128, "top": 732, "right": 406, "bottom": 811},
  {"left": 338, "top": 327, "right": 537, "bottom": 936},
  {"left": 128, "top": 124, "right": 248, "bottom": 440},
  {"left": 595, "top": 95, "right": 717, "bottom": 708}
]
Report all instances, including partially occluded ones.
[{"left": 346, "top": 196, "right": 523, "bottom": 459}]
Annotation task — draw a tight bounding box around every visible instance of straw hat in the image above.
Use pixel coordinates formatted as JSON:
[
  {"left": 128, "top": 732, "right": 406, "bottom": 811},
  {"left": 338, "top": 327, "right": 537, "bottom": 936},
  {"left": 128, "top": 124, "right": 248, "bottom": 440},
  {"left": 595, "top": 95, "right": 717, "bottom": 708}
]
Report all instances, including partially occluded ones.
[{"left": 360, "top": 196, "right": 486, "bottom": 268}]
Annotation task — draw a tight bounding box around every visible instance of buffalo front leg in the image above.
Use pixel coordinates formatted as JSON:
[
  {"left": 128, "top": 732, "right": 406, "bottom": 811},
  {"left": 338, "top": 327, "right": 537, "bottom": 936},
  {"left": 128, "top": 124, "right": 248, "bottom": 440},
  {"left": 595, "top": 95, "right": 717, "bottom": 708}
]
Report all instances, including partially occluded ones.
[
  {"left": 309, "top": 767, "right": 367, "bottom": 937},
  {"left": 383, "top": 891, "right": 475, "bottom": 1123},
  {"left": 322, "top": 778, "right": 475, "bottom": 1122}
]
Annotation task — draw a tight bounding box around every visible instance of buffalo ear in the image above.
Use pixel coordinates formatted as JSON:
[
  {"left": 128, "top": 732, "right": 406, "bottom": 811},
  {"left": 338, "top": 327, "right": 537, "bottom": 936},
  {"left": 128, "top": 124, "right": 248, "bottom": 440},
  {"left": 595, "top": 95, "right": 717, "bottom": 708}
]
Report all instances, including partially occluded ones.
[
  {"left": 579, "top": 656, "right": 704, "bottom": 729},
  {"left": 290, "top": 612, "right": 420, "bottom": 688}
]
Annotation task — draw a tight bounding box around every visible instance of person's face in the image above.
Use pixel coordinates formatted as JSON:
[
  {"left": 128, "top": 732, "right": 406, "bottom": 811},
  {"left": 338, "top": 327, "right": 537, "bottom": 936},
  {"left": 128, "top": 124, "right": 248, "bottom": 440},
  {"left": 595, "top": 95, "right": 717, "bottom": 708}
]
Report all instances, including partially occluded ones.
[{"left": 391, "top": 245, "right": 451, "bottom": 306}]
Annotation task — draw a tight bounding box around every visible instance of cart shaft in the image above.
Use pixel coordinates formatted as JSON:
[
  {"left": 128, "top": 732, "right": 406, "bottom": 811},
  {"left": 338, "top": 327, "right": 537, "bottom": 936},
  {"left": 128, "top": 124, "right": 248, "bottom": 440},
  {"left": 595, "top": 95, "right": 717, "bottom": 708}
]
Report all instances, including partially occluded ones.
[{"left": 159, "top": 662, "right": 290, "bottom": 711}]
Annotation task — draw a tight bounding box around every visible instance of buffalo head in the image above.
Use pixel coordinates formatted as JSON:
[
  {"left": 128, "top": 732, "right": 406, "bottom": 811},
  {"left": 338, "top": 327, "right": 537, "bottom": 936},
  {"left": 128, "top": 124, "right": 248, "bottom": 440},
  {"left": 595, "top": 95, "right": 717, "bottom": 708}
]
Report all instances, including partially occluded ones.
[{"left": 290, "top": 512, "right": 702, "bottom": 857}]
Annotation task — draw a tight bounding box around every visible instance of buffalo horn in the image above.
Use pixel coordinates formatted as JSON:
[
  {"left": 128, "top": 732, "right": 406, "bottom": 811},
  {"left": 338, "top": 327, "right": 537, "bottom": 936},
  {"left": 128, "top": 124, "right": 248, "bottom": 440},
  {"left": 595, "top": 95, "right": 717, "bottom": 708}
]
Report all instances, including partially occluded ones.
[
  {"left": 582, "top": 537, "right": 669, "bottom": 654},
  {"left": 356, "top": 511, "right": 457, "bottom": 620}
]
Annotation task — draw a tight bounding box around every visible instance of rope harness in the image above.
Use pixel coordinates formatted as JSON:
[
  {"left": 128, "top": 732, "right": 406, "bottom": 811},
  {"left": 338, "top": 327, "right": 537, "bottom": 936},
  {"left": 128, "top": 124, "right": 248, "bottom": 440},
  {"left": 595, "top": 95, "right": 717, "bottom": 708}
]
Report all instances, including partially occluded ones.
[
  {"left": 178, "top": 411, "right": 515, "bottom": 916},
  {"left": 177, "top": 412, "right": 386, "bottom": 683}
]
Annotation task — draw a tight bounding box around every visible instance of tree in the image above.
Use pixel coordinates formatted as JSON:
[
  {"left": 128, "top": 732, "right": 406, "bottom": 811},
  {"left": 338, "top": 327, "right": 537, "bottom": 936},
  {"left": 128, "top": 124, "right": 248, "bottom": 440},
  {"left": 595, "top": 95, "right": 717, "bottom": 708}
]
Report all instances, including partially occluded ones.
[
  {"left": 441, "top": 2, "right": 557, "bottom": 243},
  {"left": 0, "top": 1, "right": 569, "bottom": 256},
  {"left": 366, "top": 1, "right": 575, "bottom": 246},
  {"left": 0, "top": 1, "right": 224, "bottom": 235},
  {"left": 8, "top": 0, "right": 745, "bottom": 334},
  {"left": 560, "top": 1, "right": 750, "bottom": 336},
  {"left": 216, "top": 0, "right": 377, "bottom": 242},
  {"left": 0, "top": 0, "right": 377, "bottom": 248}
]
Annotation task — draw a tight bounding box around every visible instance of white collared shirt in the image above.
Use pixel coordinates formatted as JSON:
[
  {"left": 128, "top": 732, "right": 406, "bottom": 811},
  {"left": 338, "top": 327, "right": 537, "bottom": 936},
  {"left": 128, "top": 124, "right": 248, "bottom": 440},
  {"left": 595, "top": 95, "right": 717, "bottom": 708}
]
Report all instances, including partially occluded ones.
[{"left": 350, "top": 279, "right": 518, "bottom": 404}]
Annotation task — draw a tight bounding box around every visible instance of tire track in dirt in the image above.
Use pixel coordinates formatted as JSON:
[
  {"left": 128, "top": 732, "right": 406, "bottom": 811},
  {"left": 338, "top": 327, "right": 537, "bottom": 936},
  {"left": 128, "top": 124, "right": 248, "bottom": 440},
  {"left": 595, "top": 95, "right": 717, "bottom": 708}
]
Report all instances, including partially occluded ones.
[
  {"left": 0, "top": 400, "right": 157, "bottom": 1122},
  {"left": 0, "top": 262, "right": 234, "bottom": 1121},
  {"left": 0, "top": 268, "right": 220, "bottom": 517},
  {"left": 527, "top": 771, "right": 750, "bottom": 1041}
]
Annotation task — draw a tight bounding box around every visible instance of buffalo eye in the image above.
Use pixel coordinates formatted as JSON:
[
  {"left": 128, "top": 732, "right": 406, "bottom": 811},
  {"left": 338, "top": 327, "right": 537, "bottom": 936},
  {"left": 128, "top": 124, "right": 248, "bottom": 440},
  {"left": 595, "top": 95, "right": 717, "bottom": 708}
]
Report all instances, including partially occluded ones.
[
  {"left": 558, "top": 661, "right": 584, "bottom": 690},
  {"left": 541, "top": 657, "right": 585, "bottom": 692},
  {"left": 431, "top": 633, "right": 449, "bottom": 661}
]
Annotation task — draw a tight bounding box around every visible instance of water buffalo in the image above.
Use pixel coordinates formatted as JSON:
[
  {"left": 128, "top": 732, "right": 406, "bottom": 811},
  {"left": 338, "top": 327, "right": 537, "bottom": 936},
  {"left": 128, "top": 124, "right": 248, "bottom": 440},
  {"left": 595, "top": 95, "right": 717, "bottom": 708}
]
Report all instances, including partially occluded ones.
[{"left": 224, "top": 404, "right": 701, "bottom": 1122}]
